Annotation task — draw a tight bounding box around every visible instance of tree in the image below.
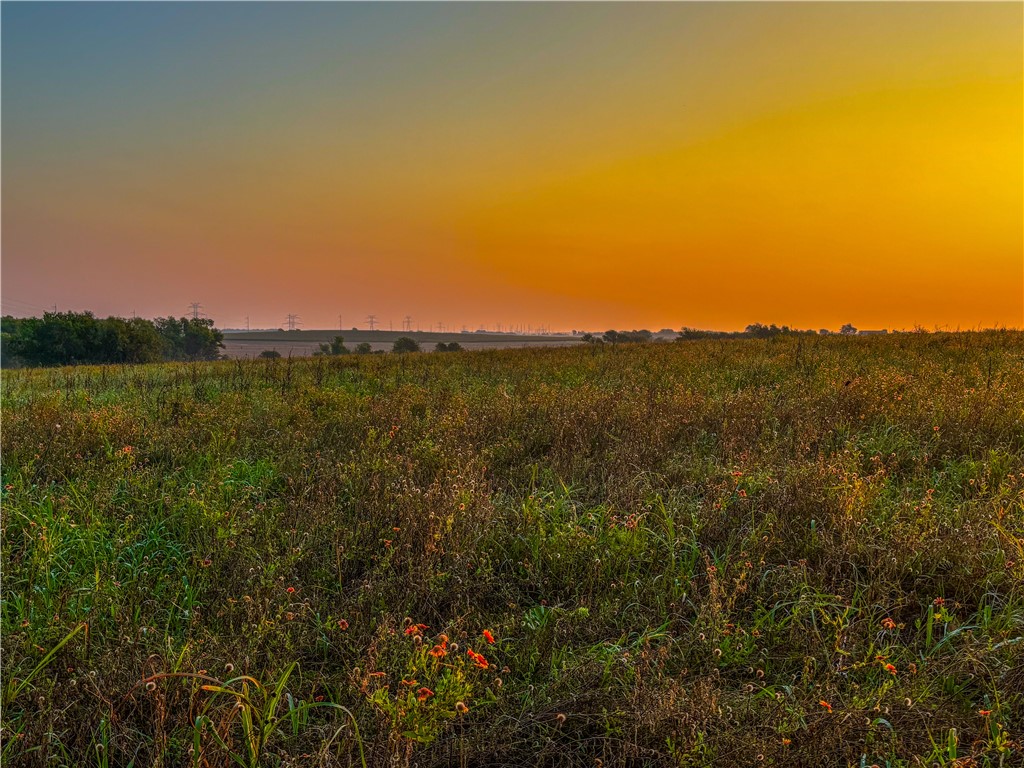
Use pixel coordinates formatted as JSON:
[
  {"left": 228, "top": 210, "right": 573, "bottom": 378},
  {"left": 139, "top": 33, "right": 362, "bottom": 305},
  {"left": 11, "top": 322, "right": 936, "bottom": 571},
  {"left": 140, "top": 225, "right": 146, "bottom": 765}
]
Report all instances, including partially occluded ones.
[
  {"left": 392, "top": 336, "right": 421, "bottom": 353},
  {"left": 354, "top": 342, "right": 373, "bottom": 355},
  {"left": 156, "top": 317, "right": 224, "bottom": 361},
  {"left": 840, "top": 324, "right": 858, "bottom": 335},
  {"left": 435, "top": 342, "right": 462, "bottom": 352},
  {"left": 259, "top": 350, "right": 281, "bottom": 359},
  {"left": 315, "top": 336, "right": 349, "bottom": 356}
]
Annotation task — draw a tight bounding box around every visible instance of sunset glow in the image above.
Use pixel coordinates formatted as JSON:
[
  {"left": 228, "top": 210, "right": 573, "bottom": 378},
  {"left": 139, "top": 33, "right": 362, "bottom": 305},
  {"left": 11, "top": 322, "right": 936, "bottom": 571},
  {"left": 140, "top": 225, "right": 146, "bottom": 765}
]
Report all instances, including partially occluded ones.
[{"left": 3, "top": 3, "right": 1021, "bottom": 330}]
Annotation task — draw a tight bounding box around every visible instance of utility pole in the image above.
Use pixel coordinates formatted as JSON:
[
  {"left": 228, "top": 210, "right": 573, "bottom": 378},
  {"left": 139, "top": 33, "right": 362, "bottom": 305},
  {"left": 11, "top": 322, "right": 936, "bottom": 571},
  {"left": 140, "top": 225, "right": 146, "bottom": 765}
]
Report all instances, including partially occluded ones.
[
  {"left": 338, "top": 314, "right": 343, "bottom": 331},
  {"left": 285, "top": 314, "right": 300, "bottom": 331},
  {"left": 188, "top": 302, "right": 202, "bottom": 320},
  {"left": 246, "top": 316, "right": 250, "bottom": 331},
  {"left": 366, "top": 314, "right": 377, "bottom": 331}
]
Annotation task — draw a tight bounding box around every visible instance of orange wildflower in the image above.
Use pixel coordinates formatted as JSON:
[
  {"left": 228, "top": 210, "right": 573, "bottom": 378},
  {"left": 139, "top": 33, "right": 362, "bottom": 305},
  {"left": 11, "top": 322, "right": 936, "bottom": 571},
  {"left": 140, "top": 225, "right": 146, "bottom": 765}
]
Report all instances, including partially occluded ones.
[
  {"left": 884, "top": 663, "right": 897, "bottom": 675},
  {"left": 881, "top": 618, "right": 896, "bottom": 630},
  {"left": 337, "top": 619, "right": 349, "bottom": 631},
  {"left": 819, "top": 700, "right": 832, "bottom": 713},
  {"left": 979, "top": 709, "right": 993, "bottom": 716},
  {"left": 404, "top": 623, "right": 429, "bottom": 636},
  {"left": 416, "top": 687, "right": 434, "bottom": 702},
  {"left": 467, "top": 648, "right": 489, "bottom": 669},
  {"left": 482, "top": 629, "right": 495, "bottom": 644},
  {"left": 286, "top": 586, "right": 296, "bottom": 594},
  {"left": 400, "top": 678, "right": 418, "bottom": 687},
  {"left": 428, "top": 644, "right": 447, "bottom": 658}
]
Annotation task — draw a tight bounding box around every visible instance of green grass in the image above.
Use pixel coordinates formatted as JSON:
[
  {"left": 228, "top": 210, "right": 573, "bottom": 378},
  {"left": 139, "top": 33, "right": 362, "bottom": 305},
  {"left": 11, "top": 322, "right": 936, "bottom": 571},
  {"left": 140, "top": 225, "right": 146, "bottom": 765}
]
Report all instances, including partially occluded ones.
[{"left": 2, "top": 333, "right": 1022, "bottom": 766}]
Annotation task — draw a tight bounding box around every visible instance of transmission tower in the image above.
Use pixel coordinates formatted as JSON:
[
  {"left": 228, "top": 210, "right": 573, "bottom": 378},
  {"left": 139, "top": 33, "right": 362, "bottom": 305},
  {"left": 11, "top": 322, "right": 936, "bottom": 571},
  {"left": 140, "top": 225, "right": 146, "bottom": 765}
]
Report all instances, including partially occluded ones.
[
  {"left": 366, "top": 314, "right": 377, "bottom": 331},
  {"left": 188, "top": 302, "right": 203, "bottom": 320},
  {"left": 403, "top": 315, "right": 412, "bottom": 332},
  {"left": 285, "top": 314, "right": 301, "bottom": 331}
]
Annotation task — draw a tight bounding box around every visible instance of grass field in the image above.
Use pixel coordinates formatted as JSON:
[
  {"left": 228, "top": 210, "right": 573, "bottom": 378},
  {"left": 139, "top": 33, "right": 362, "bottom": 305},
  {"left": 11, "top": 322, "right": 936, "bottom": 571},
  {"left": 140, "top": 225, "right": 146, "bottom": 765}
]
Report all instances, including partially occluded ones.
[{"left": 2, "top": 334, "right": 1022, "bottom": 767}]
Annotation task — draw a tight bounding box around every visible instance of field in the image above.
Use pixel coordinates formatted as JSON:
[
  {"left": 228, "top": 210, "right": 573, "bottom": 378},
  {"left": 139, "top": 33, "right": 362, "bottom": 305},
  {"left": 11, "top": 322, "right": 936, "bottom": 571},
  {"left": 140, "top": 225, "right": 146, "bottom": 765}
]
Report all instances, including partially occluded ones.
[
  {"left": 220, "top": 330, "right": 581, "bottom": 359},
  {"left": 1, "top": 334, "right": 1022, "bottom": 767}
]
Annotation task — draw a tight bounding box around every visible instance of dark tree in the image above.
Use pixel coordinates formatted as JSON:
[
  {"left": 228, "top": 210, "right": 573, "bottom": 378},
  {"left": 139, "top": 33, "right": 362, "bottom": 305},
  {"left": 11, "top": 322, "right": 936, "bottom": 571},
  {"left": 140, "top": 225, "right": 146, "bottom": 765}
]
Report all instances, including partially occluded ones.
[{"left": 392, "top": 337, "right": 421, "bottom": 353}]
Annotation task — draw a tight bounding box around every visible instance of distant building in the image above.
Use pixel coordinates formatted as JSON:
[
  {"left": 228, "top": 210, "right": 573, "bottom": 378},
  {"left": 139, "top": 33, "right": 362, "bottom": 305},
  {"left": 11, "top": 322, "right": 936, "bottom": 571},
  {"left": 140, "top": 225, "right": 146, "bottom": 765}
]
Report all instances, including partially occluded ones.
[{"left": 857, "top": 329, "right": 889, "bottom": 336}]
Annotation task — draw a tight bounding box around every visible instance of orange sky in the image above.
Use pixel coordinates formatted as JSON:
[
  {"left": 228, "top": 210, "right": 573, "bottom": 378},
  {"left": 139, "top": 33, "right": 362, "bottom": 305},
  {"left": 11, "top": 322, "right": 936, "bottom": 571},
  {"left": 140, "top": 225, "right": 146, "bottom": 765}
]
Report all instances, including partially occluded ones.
[{"left": 2, "top": 3, "right": 1021, "bottom": 331}]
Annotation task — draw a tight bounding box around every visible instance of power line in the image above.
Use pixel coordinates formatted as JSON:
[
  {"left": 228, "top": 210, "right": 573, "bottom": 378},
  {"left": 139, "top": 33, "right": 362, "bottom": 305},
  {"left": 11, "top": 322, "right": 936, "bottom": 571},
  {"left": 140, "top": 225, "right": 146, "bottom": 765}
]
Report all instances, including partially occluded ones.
[
  {"left": 366, "top": 314, "right": 377, "bottom": 331},
  {"left": 285, "top": 314, "right": 301, "bottom": 331}
]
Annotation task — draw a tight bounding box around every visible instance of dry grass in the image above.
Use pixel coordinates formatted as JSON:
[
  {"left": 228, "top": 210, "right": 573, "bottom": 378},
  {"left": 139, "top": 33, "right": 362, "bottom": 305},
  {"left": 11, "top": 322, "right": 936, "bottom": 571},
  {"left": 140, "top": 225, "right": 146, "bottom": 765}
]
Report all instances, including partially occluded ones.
[{"left": 2, "top": 332, "right": 1022, "bottom": 766}]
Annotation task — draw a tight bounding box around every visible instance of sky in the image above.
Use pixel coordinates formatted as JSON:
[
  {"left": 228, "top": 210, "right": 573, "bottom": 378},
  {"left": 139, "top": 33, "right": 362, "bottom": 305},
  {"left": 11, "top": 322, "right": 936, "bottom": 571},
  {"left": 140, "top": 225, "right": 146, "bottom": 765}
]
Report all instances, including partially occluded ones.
[{"left": 2, "top": 2, "right": 1022, "bottom": 332}]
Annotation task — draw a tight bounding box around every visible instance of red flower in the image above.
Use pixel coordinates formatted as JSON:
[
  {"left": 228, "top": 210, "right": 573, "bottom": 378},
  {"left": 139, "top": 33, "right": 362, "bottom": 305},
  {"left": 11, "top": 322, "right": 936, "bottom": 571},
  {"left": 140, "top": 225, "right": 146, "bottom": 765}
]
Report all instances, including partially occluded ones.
[
  {"left": 337, "top": 619, "right": 349, "bottom": 631},
  {"left": 884, "top": 663, "right": 897, "bottom": 676},
  {"left": 467, "top": 649, "right": 489, "bottom": 669},
  {"left": 819, "top": 700, "right": 832, "bottom": 713},
  {"left": 979, "top": 709, "right": 993, "bottom": 716},
  {"left": 404, "top": 623, "right": 429, "bottom": 636},
  {"left": 881, "top": 618, "right": 896, "bottom": 630},
  {"left": 482, "top": 629, "right": 495, "bottom": 645},
  {"left": 416, "top": 687, "right": 434, "bottom": 702},
  {"left": 428, "top": 644, "right": 447, "bottom": 658},
  {"left": 286, "top": 586, "right": 296, "bottom": 594}
]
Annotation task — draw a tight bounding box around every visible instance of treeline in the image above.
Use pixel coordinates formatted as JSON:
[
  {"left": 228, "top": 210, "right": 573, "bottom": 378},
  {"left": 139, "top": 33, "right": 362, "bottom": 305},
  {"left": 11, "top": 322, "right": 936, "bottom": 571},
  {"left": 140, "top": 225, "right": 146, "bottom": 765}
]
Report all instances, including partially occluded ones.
[
  {"left": 677, "top": 323, "right": 825, "bottom": 340},
  {"left": 581, "top": 330, "right": 655, "bottom": 344},
  {"left": 1, "top": 312, "right": 224, "bottom": 368}
]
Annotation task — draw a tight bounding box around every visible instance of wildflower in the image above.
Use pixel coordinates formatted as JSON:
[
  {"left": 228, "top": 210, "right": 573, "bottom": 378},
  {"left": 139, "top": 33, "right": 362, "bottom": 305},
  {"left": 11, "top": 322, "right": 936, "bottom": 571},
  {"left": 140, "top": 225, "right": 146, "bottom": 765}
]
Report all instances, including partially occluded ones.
[
  {"left": 979, "top": 709, "right": 993, "bottom": 716},
  {"left": 368, "top": 671, "right": 386, "bottom": 678},
  {"left": 881, "top": 618, "right": 896, "bottom": 630},
  {"left": 405, "top": 623, "right": 429, "bottom": 636},
  {"left": 286, "top": 586, "right": 296, "bottom": 594},
  {"left": 467, "top": 649, "right": 489, "bottom": 669},
  {"left": 933, "top": 426, "right": 939, "bottom": 431},
  {"left": 738, "top": 489, "right": 747, "bottom": 498},
  {"left": 884, "top": 663, "right": 897, "bottom": 676},
  {"left": 781, "top": 738, "right": 791, "bottom": 746},
  {"left": 482, "top": 629, "right": 495, "bottom": 644},
  {"left": 400, "top": 679, "right": 418, "bottom": 687},
  {"left": 819, "top": 700, "right": 832, "bottom": 713},
  {"left": 438, "top": 633, "right": 449, "bottom": 645},
  {"left": 315, "top": 695, "right": 324, "bottom": 702},
  {"left": 555, "top": 713, "right": 566, "bottom": 725},
  {"left": 285, "top": 612, "right": 295, "bottom": 620},
  {"left": 456, "top": 701, "right": 469, "bottom": 714},
  {"left": 428, "top": 644, "right": 447, "bottom": 658},
  {"left": 202, "top": 558, "right": 212, "bottom": 568},
  {"left": 416, "top": 687, "right": 434, "bottom": 702},
  {"left": 337, "top": 619, "right": 349, "bottom": 631},
  {"left": 933, "top": 597, "right": 945, "bottom": 606}
]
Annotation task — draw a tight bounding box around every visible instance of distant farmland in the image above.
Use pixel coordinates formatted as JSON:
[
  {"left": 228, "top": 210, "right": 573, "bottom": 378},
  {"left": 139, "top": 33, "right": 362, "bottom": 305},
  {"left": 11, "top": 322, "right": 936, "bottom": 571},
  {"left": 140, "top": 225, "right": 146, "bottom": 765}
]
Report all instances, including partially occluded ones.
[{"left": 221, "top": 328, "right": 580, "bottom": 357}]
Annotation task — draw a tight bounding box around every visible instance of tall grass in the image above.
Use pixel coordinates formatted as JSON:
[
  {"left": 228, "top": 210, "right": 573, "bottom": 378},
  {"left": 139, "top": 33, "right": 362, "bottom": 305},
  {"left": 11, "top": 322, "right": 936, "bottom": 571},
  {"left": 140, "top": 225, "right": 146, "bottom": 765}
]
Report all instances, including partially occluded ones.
[{"left": 2, "top": 333, "right": 1022, "bottom": 766}]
